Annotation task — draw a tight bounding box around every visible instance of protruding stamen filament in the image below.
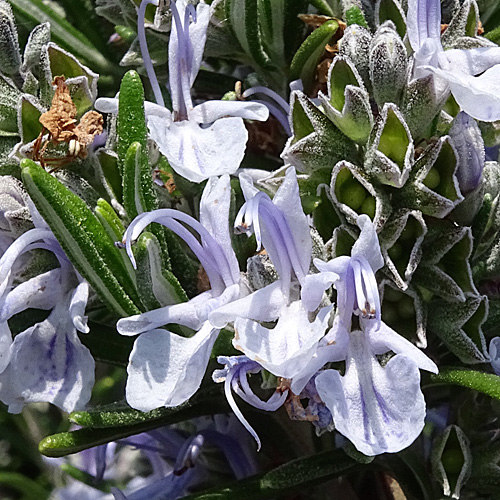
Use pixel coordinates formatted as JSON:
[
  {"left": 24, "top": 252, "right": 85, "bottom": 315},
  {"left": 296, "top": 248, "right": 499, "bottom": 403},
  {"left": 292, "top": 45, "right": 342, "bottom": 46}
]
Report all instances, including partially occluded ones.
[{"left": 138, "top": 0, "right": 165, "bottom": 107}]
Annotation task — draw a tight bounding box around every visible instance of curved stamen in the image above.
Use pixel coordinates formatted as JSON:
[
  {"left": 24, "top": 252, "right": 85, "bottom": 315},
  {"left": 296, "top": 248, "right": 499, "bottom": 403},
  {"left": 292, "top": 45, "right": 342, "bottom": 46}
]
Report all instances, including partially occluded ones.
[
  {"left": 170, "top": 0, "right": 195, "bottom": 119},
  {"left": 242, "top": 86, "right": 291, "bottom": 136},
  {"left": 236, "top": 192, "right": 308, "bottom": 287},
  {"left": 242, "top": 86, "right": 290, "bottom": 115},
  {"left": 351, "top": 256, "right": 381, "bottom": 325},
  {"left": 122, "top": 209, "right": 237, "bottom": 293},
  {"left": 138, "top": 0, "right": 165, "bottom": 107}
]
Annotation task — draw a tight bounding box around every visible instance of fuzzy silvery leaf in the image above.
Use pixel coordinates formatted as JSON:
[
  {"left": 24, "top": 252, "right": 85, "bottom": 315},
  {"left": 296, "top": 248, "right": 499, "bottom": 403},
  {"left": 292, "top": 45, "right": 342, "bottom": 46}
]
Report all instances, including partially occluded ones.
[
  {"left": 21, "top": 71, "right": 38, "bottom": 95},
  {"left": 282, "top": 91, "right": 359, "bottom": 173},
  {"left": 329, "top": 161, "right": 392, "bottom": 230},
  {"left": 369, "top": 23, "right": 407, "bottom": 109},
  {"left": 0, "top": 0, "right": 20, "bottom": 76},
  {"left": 431, "top": 425, "right": 472, "bottom": 499},
  {"left": 0, "top": 74, "right": 20, "bottom": 136},
  {"left": 0, "top": 175, "right": 31, "bottom": 239},
  {"left": 338, "top": 24, "right": 372, "bottom": 91},
  {"left": 450, "top": 179, "right": 484, "bottom": 226},
  {"left": 427, "top": 293, "right": 489, "bottom": 364},
  {"left": 402, "top": 69, "right": 443, "bottom": 140},
  {"left": 396, "top": 137, "right": 463, "bottom": 217},
  {"left": 414, "top": 221, "right": 477, "bottom": 301},
  {"left": 379, "top": 209, "right": 426, "bottom": 289},
  {"left": 374, "top": 0, "right": 406, "bottom": 37},
  {"left": 365, "top": 104, "right": 413, "bottom": 188},
  {"left": 325, "top": 224, "right": 356, "bottom": 260},
  {"left": 380, "top": 279, "right": 428, "bottom": 348},
  {"left": 17, "top": 94, "right": 43, "bottom": 145},
  {"left": 22, "top": 23, "right": 50, "bottom": 74},
  {"left": 441, "top": 0, "right": 479, "bottom": 48},
  {"left": 37, "top": 42, "right": 99, "bottom": 109},
  {"left": 318, "top": 56, "right": 373, "bottom": 144},
  {"left": 447, "top": 36, "right": 498, "bottom": 51},
  {"left": 246, "top": 252, "right": 278, "bottom": 292}
]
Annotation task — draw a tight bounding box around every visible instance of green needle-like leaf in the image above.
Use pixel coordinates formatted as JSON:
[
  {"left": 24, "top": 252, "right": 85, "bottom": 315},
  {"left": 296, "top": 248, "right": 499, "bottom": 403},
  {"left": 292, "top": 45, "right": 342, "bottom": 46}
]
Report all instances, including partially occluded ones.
[
  {"left": 290, "top": 20, "right": 339, "bottom": 91},
  {"left": 430, "top": 367, "right": 500, "bottom": 400},
  {"left": 21, "top": 159, "right": 141, "bottom": 316},
  {"left": 179, "top": 448, "right": 360, "bottom": 500}
]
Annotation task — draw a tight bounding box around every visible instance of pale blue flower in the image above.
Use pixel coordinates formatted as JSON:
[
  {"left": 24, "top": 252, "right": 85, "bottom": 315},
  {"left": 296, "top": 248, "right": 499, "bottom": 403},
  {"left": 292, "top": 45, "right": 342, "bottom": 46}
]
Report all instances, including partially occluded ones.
[
  {"left": 117, "top": 175, "right": 243, "bottom": 412},
  {"left": 297, "top": 215, "right": 438, "bottom": 455},
  {"left": 0, "top": 208, "right": 94, "bottom": 413},
  {"left": 407, "top": 0, "right": 500, "bottom": 121},
  {"left": 96, "top": 0, "right": 269, "bottom": 183}
]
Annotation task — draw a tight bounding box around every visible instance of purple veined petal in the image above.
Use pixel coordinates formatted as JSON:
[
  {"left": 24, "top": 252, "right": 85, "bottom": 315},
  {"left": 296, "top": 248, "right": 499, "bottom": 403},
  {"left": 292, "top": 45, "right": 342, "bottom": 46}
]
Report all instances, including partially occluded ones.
[
  {"left": 118, "top": 284, "right": 240, "bottom": 335},
  {"left": 489, "top": 337, "right": 500, "bottom": 376},
  {"left": 137, "top": 0, "right": 164, "bottom": 107},
  {"left": 352, "top": 214, "right": 384, "bottom": 272},
  {"left": 190, "top": 100, "right": 269, "bottom": 124},
  {"left": 425, "top": 64, "right": 500, "bottom": 122},
  {"left": 449, "top": 111, "right": 485, "bottom": 194},
  {"left": 0, "top": 303, "right": 95, "bottom": 413},
  {"left": 69, "top": 280, "right": 90, "bottom": 333},
  {"left": 441, "top": 46, "right": 500, "bottom": 76},
  {"left": 209, "top": 281, "right": 286, "bottom": 329},
  {"left": 0, "top": 268, "right": 65, "bottom": 322},
  {"left": 272, "top": 167, "right": 312, "bottom": 278},
  {"left": 232, "top": 302, "right": 332, "bottom": 379},
  {"left": 94, "top": 97, "right": 119, "bottom": 114},
  {"left": 366, "top": 319, "right": 438, "bottom": 373},
  {"left": 407, "top": 0, "right": 442, "bottom": 52},
  {"left": 125, "top": 322, "right": 219, "bottom": 411},
  {"left": 148, "top": 116, "right": 248, "bottom": 183},
  {"left": 199, "top": 175, "right": 240, "bottom": 284},
  {"left": 315, "top": 330, "right": 427, "bottom": 456}
]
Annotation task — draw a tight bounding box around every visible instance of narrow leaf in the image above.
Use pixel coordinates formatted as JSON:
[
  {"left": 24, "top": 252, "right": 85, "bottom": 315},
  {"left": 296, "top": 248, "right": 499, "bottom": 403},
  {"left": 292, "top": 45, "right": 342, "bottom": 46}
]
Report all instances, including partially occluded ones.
[{"left": 21, "top": 159, "right": 141, "bottom": 316}]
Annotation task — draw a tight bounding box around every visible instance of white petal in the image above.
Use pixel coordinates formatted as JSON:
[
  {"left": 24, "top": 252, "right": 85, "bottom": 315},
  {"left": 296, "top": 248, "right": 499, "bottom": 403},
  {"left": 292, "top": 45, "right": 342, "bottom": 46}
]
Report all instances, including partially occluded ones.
[
  {"left": 301, "top": 271, "right": 339, "bottom": 311},
  {"left": 94, "top": 97, "right": 118, "bottom": 114},
  {"left": 441, "top": 47, "right": 500, "bottom": 76},
  {"left": 199, "top": 175, "right": 239, "bottom": 283},
  {"left": 0, "top": 321, "right": 12, "bottom": 373},
  {"left": 70, "top": 281, "right": 90, "bottom": 333},
  {"left": 126, "top": 323, "right": 218, "bottom": 411},
  {"left": 352, "top": 215, "right": 384, "bottom": 272},
  {"left": 190, "top": 100, "right": 269, "bottom": 124},
  {"left": 233, "top": 302, "right": 332, "bottom": 379},
  {"left": 209, "top": 281, "right": 286, "bottom": 329},
  {"left": 147, "top": 117, "right": 248, "bottom": 183},
  {"left": 118, "top": 285, "right": 240, "bottom": 335}
]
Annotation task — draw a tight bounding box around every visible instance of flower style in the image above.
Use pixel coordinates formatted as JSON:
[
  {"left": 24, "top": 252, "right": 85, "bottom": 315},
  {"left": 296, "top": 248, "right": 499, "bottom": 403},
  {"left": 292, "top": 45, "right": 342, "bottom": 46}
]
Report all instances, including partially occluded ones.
[
  {"left": 117, "top": 175, "right": 243, "bottom": 412},
  {"left": 95, "top": 0, "right": 269, "bottom": 183},
  {"left": 299, "top": 215, "right": 438, "bottom": 455},
  {"left": 407, "top": 0, "right": 500, "bottom": 121},
  {"left": 0, "top": 202, "right": 94, "bottom": 413}
]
